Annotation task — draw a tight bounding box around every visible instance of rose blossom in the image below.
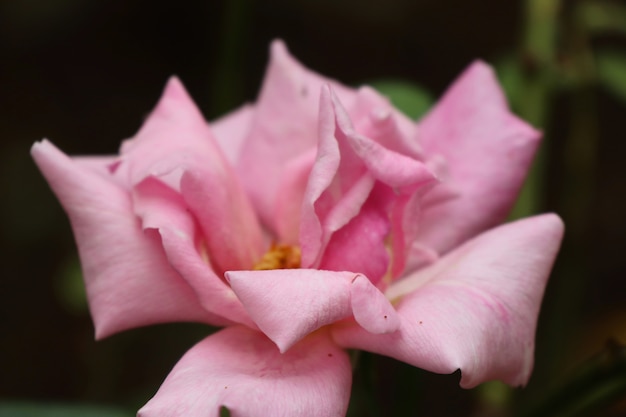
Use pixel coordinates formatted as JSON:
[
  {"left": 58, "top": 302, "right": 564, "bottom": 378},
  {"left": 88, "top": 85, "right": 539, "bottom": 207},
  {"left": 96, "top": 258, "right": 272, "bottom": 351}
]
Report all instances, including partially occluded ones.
[{"left": 32, "top": 40, "right": 563, "bottom": 417}]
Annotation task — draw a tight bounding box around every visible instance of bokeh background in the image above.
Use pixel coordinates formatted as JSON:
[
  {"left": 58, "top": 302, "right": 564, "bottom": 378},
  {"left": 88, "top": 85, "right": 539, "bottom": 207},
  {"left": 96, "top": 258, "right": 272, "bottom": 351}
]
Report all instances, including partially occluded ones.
[{"left": 1, "top": 1, "right": 625, "bottom": 416}]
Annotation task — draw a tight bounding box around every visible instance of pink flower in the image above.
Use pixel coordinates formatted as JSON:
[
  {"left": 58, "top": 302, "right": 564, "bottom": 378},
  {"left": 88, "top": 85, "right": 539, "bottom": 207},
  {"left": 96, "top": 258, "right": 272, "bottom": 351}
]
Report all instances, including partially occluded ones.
[{"left": 32, "top": 40, "right": 564, "bottom": 417}]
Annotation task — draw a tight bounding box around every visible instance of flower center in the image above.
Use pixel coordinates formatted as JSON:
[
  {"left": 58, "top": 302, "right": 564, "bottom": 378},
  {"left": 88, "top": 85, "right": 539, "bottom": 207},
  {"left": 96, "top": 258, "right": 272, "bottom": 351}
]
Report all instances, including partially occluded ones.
[{"left": 253, "top": 243, "right": 301, "bottom": 270}]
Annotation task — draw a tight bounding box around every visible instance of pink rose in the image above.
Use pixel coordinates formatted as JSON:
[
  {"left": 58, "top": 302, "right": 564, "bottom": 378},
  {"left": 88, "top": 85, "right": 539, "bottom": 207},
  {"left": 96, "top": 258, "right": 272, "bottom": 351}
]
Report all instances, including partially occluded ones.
[{"left": 32, "top": 40, "right": 563, "bottom": 417}]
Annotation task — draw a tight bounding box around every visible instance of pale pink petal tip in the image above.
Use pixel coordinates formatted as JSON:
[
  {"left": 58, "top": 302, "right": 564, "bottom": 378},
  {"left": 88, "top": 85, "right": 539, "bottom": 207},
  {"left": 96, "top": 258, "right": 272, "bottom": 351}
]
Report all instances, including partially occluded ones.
[
  {"left": 270, "top": 38, "right": 288, "bottom": 55},
  {"left": 165, "top": 75, "right": 184, "bottom": 93},
  {"left": 31, "top": 139, "right": 54, "bottom": 157},
  {"left": 350, "top": 275, "right": 400, "bottom": 334},
  {"left": 155, "top": 75, "right": 201, "bottom": 120}
]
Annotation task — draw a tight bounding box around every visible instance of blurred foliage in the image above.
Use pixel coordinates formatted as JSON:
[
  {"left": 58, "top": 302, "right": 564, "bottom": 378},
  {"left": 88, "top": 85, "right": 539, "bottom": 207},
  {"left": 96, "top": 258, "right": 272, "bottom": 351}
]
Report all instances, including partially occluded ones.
[
  {"left": 596, "top": 50, "right": 626, "bottom": 103},
  {"left": 576, "top": 1, "right": 626, "bottom": 35},
  {"left": 368, "top": 80, "right": 434, "bottom": 119},
  {"left": 54, "top": 255, "right": 88, "bottom": 314},
  {"left": 519, "top": 341, "right": 626, "bottom": 417}
]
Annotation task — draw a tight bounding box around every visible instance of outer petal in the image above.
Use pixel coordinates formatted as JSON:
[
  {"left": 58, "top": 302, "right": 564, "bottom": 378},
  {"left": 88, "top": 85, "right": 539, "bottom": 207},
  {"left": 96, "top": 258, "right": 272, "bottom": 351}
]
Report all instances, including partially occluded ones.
[
  {"left": 133, "top": 177, "right": 255, "bottom": 328},
  {"left": 72, "top": 155, "right": 129, "bottom": 188},
  {"left": 138, "top": 326, "right": 351, "bottom": 417},
  {"left": 31, "top": 140, "right": 213, "bottom": 338},
  {"left": 211, "top": 104, "right": 254, "bottom": 164},
  {"left": 117, "top": 77, "right": 223, "bottom": 189},
  {"left": 416, "top": 61, "right": 542, "bottom": 254},
  {"left": 72, "top": 155, "right": 117, "bottom": 174},
  {"left": 226, "top": 269, "right": 398, "bottom": 352},
  {"left": 237, "top": 40, "right": 356, "bottom": 232},
  {"left": 121, "top": 77, "right": 264, "bottom": 273},
  {"left": 332, "top": 214, "right": 564, "bottom": 388}
]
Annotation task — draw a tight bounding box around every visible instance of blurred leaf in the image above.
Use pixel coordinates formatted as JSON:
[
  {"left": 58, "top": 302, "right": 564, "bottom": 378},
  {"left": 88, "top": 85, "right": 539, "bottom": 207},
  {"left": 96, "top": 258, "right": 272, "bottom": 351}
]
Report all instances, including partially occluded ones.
[
  {"left": 54, "top": 255, "right": 88, "bottom": 314},
  {"left": 524, "top": 0, "right": 560, "bottom": 66},
  {"left": 0, "top": 402, "right": 132, "bottom": 417},
  {"left": 368, "top": 80, "right": 433, "bottom": 119},
  {"left": 477, "top": 380, "right": 513, "bottom": 409},
  {"left": 517, "top": 341, "right": 626, "bottom": 417},
  {"left": 495, "top": 55, "right": 524, "bottom": 110},
  {"left": 219, "top": 405, "right": 231, "bottom": 417},
  {"left": 576, "top": 1, "right": 626, "bottom": 35},
  {"left": 596, "top": 50, "right": 626, "bottom": 104}
]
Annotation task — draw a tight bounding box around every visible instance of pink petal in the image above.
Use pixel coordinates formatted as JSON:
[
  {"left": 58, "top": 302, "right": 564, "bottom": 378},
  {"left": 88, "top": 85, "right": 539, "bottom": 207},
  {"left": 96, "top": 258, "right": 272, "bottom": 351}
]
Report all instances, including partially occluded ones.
[
  {"left": 325, "top": 91, "right": 437, "bottom": 279},
  {"left": 330, "top": 88, "right": 435, "bottom": 191},
  {"left": 211, "top": 104, "right": 254, "bottom": 164},
  {"left": 299, "top": 85, "right": 343, "bottom": 267},
  {"left": 350, "top": 274, "right": 399, "bottom": 334},
  {"left": 332, "top": 214, "right": 564, "bottom": 388},
  {"left": 118, "top": 77, "right": 224, "bottom": 190},
  {"left": 72, "top": 155, "right": 128, "bottom": 188},
  {"left": 273, "top": 148, "right": 316, "bottom": 244},
  {"left": 72, "top": 155, "right": 117, "bottom": 174},
  {"left": 237, "top": 40, "right": 356, "bottom": 232},
  {"left": 416, "top": 61, "right": 542, "bottom": 254},
  {"left": 133, "top": 177, "right": 255, "bottom": 328},
  {"left": 226, "top": 269, "right": 353, "bottom": 352},
  {"left": 180, "top": 168, "right": 264, "bottom": 273},
  {"left": 319, "top": 186, "right": 391, "bottom": 285},
  {"left": 117, "top": 77, "right": 265, "bottom": 273},
  {"left": 138, "top": 326, "right": 351, "bottom": 417},
  {"left": 349, "top": 86, "right": 423, "bottom": 159},
  {"left": 31, "top": 140, "right": 214, "bottom": 338},
  {"left": 386, "top": 183, "right": 446, "bottom": 280},
  {"left": 226, "top": 269, "right": 398, "bottom": 352},
  {"left": 300, "top": 86, "right": 436, "bottom": 277}
]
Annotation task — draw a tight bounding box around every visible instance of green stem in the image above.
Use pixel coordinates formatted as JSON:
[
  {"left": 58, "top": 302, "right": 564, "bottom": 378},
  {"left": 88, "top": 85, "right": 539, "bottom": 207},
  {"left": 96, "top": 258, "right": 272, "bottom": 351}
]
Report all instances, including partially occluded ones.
[
  {"left": 509, "top": 0, "right": 562, "bottom": 219},
  {"left": 524, "top": 0, "right": 561, "bottom": 71}
]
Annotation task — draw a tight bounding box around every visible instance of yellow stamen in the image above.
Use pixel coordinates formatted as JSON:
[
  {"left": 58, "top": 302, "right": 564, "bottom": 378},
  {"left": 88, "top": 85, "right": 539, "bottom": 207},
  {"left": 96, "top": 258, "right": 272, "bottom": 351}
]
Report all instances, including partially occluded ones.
[{"left": 253, "top": 243, "right": 301, "bottom": 270}]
